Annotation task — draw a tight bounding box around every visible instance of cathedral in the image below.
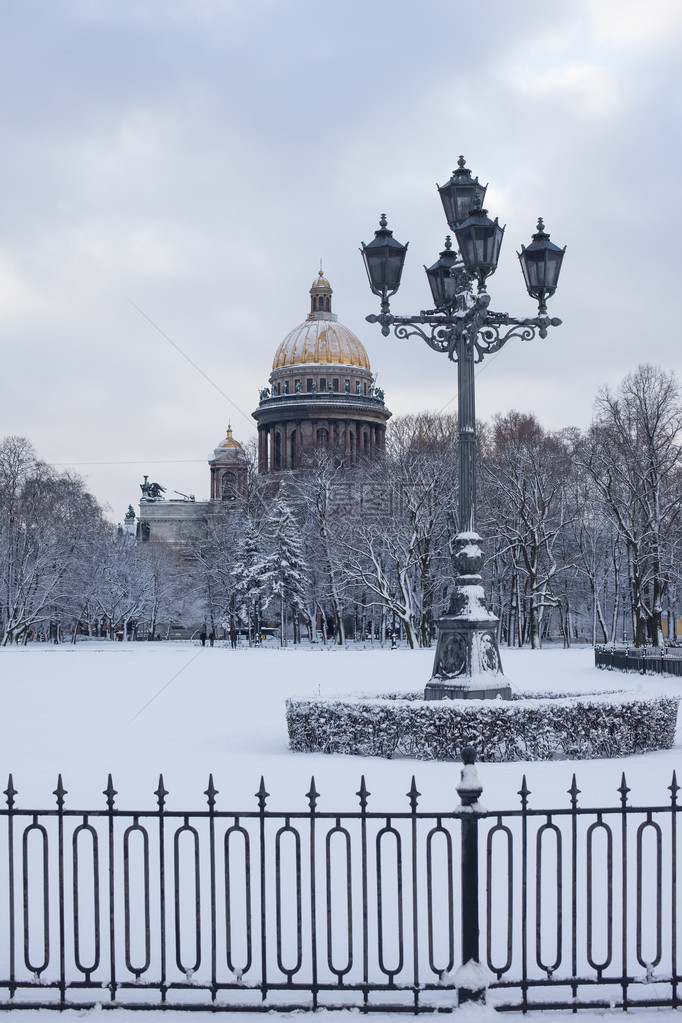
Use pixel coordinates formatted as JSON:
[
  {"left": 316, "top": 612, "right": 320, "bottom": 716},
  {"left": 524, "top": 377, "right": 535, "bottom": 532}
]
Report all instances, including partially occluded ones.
[{"left": 133, "top": 269, "right": 391, "bottom": 542}]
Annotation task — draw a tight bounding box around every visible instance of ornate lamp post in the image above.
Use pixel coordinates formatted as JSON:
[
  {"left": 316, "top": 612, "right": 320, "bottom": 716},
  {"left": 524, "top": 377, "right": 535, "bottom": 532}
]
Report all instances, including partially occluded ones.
[{"left": 361, "top": 157, "right": 565, "bottom": 700}]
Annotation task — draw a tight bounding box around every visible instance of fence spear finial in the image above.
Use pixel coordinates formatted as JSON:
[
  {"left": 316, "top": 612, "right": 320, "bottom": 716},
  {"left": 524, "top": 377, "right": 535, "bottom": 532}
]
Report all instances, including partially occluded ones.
[
  {"left": 155, "top": 774, "right": 168, "bottom": 810},
  {"left": 518, "top": 775, "right": 530, "bottom": 810},
  {"left": 53, "top": 775, "right": 67, "bottom": 810},
  {"left": 205, "top": 774, "right": 218, "bottom": 810},
  {"left": 4, "top": 774, "right": 17, "bottom": 810},
  {"left": 568, "top": 774, "right": 580, "bottom": 808},
  {"left": 104, "top": 774, "right": 117, "bottom": 810},
  {"left": 306, "top": 776, "right": 319, "bottom": 811},
  {"left": 256, "top": 777, "right": 269, "bottom": 811},
  {"left": 618, "top": 773, "right": 630, "bottom": 807}
]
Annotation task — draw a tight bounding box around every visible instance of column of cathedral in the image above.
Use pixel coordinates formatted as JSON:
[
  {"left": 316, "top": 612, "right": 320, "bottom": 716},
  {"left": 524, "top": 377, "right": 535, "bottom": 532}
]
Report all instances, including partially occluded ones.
[{"left": 268, "top": 426, "right": 275, "bottom": 471}]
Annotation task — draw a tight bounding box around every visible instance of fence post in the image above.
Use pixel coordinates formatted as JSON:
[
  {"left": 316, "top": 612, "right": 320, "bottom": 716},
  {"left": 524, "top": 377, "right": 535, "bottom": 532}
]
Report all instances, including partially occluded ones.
[{"left": 456, "top": 746, "right": 484, "bottom": 1004}]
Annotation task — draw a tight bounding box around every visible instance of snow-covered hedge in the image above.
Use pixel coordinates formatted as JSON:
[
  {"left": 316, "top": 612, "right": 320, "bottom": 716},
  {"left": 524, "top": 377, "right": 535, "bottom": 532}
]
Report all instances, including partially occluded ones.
[{"left": 286, "top": 692, "right": 680, "bottom": 762}]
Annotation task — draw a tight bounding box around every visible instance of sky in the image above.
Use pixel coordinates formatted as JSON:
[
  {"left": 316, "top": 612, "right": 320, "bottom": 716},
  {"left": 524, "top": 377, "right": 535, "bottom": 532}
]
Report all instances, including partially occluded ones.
[{"left": 1, "top": 0, "right": 681, "bottom": 521}]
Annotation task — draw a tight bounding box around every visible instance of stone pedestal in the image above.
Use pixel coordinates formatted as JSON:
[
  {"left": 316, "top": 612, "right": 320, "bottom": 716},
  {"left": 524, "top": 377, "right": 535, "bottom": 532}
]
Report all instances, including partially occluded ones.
[{"left": 424, "top": 533, "right": 512, "bottom": 702}]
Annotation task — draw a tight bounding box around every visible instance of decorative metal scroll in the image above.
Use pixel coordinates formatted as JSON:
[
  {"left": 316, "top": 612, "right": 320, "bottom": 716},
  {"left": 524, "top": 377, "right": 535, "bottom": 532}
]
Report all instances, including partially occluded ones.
[{"left": 367, "top": 307, "right": 562, "bottom": 363}]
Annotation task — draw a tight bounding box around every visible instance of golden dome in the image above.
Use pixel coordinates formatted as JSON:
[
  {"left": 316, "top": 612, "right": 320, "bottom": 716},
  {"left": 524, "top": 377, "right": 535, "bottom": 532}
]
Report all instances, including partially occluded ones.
[
  {"left": 272, "top": 320, "right": 371, "bottom": 370},
  {"left": 273, "top": 270, "right": 370, "bottom": 370},
  {"left": 216, "top": 425, "right": 242, "bottom": 450}
]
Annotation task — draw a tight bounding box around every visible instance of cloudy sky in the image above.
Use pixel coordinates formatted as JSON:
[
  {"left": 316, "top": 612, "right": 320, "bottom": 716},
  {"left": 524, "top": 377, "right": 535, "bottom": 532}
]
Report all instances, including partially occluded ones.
[{"left": 1, "top": 0, "right": 680, "bottom": 520}]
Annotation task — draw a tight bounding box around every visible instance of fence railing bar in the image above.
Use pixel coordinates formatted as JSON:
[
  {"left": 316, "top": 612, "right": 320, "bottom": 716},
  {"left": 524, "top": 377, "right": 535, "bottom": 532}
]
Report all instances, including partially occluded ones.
[
  {"left": 155, "top": 776, "right": 168, "bottom": 1003},
  {"left": 5, "top": 776, "right": 17, "bottom": 1000},
  {"left": 307, "top": 778, "right": 319, "bottom": 1009},
  {"left": 256, "top": 777, "right": 268, "bottom": 1002},
  {"left": 620, "top": 772, "right": 630, "bottom": 1010},
  {"left": 54, "top": 778, "right": 66, "bottom": 1006},
  {"left": 569, "top": 775, "right": 579, "bottom": 997},
  {"left": 0, "top": 761, "right": 680, "bottom": 1013},
  {"left": 3, "top": 803, "right": 679, "bottom": 822},
  {"left": 520, "top": 775, "right": 529, "bottom": 1013},
  {"left": 671, "top": 772, "right": 679, "bottom": 1007},
  {"left": 206, "top": 775, "right": 218, "bottom": 1003}
]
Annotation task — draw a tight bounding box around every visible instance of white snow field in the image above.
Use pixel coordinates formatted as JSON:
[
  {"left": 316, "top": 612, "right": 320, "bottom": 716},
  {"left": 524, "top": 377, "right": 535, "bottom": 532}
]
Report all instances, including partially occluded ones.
[{"left": 0, "top": 641, "right": 680, "bottom": 1023}]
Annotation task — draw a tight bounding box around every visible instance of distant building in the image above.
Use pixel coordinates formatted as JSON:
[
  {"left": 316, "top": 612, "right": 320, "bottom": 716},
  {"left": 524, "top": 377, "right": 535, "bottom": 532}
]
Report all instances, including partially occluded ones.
[
  {"left": 135, "top": 427, "right": 249, "bottom": 544},
  {"left": 133, "top": 270, "right": 390, "bottom": 544}
]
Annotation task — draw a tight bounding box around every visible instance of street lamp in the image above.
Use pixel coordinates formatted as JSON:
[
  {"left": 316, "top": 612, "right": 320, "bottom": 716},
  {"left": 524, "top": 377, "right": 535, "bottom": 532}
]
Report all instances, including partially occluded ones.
[
  {"left": 361, "top": 158, "right": 565, "bottom": 700},
  {"left": 360, "top": 213, "right": 408, "bottom": 313}
]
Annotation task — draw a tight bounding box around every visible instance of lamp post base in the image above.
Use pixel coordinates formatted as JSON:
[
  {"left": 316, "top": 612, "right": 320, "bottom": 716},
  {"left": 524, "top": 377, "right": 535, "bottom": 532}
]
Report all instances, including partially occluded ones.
[
  {"left": 424, "top": 616, "right": 512, "bottom": 701},
  {"left": 424, "top": 534, "right": 512, "bottom": 702}
]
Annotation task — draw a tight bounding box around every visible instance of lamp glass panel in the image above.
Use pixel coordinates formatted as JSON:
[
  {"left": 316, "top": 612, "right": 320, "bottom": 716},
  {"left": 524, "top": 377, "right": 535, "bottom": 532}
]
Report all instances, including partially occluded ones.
[
  {"left": 543, "top": 249, "right": 564, "bottom": 288},
  {"left": 385, "top": 250, "right": 406, "bottom": 288},
  {"left": 439, "top": 180, "right": 487, "bottom": 228},
  {"left": 426, "top": 268, "right": 451, "bottom": 309},
  {"left": 362, "top": 247, "right": 387, "bottom": 290}
]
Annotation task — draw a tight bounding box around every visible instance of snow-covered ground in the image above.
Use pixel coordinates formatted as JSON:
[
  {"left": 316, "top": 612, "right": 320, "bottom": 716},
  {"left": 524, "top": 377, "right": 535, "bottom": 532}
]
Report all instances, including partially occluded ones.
[
  {"left": 1, "top": 641, "right": 678, "bottom": 811},
  {"left": 0, "top": 641, "right": 680, "bottom": 1022}
]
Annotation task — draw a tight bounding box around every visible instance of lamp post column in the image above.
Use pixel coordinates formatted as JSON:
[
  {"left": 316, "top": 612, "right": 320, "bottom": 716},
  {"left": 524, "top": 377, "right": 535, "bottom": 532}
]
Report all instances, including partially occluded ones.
[
  {"left": 457, "top": 334, "right": 476, "bottom": 536},
  {"left": 424, "top": 320, "right": 511, "bottom": 701}
]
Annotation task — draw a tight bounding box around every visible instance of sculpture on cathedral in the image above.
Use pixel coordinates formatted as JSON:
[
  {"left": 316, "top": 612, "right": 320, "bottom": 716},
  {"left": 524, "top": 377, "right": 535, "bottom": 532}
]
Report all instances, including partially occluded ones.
[
  {"left": 124, "top": 504, "right": 136, "bottom": 522},
  {"left": 140, "top": 476, "right": 166, "bottom": 501},
  {"left": 344, "top": 379, "right": 350, "bottom": 393},
  {"left": 295, "top": 380, "right": 302, "bottom": 393},
  {"left": 259, "top": 387, "right": 270, "bottom": 401}
]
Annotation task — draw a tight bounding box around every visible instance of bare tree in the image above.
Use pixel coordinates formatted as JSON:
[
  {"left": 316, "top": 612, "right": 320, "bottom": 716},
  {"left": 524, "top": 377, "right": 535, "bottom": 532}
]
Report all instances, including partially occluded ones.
[
  {"left": 0, "top": 437, "right": 108, "bottom": 644},
  {"left": 480, "top": 413, "right": 574, "bottom": 649},
  {"left": 579, "top": 365, "right": 682, "bottom": 645}
]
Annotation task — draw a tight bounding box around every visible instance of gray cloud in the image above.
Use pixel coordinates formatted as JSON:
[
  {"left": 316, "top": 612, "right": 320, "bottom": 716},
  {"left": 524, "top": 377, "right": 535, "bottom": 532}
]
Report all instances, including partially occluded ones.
[{"left": 0, "top": 0, "right": 680, "bottom": 517}]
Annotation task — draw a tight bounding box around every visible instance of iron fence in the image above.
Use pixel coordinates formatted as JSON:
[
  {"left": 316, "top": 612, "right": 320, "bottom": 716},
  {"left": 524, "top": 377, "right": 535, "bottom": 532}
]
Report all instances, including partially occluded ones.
[
  {"left": 0, "top": 758, "right": 680, "bottom": 1013},
  {"left": 595, "top": 644, "right": 682, "bottom": 676}
]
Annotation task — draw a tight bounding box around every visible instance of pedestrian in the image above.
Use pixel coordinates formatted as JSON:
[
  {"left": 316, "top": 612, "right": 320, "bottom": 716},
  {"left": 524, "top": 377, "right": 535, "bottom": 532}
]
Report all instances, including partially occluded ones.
[
  {"left": 230, "top": 625, "right": 237, "bottom": 649},
  {"left": 209, "top": 630, "right": 215, "bottom": 647},
  {"left": 200, "top": 630, "right": 207, "bottom": 647}
]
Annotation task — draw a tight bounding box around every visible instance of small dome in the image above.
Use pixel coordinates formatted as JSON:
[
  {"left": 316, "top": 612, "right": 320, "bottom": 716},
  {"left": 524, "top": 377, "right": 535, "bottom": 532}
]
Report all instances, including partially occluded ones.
[
  {"left": 311, "top": 270, "right": 331, "bottom": 290},
  {"left": 216, "top": 425, "right": 242, "bottom": 450},
  {"left": 272, "top": 320, "right": 371, "bottom": 370}
]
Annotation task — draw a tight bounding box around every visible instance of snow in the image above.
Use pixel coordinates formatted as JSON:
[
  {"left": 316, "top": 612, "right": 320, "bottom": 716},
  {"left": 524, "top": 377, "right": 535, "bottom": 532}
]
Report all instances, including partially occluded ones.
[
  {"left": 1, "top": 1009, "right": 678, "bottom": 1023},
  {"left": 0, "top": 641, "right": 680, "bottom": 1021},
  {"left": 452, "top": 959, "right": 496, "bottom": 991},
  {"left": 0, "top": 640, "right": 679, "bottom": 809}
]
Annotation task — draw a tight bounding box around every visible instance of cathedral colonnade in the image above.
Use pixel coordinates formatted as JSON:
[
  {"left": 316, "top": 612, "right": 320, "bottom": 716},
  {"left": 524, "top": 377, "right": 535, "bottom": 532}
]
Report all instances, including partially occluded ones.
[{"left": 257, "top": 420, "right": 387, "bottom": 472}]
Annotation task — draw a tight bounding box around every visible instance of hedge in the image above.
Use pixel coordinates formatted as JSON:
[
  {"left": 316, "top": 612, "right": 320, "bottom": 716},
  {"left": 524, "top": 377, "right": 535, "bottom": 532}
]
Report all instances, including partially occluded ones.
[{"left": 286, "top": 691, "right": 680, "bottom": 762}]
